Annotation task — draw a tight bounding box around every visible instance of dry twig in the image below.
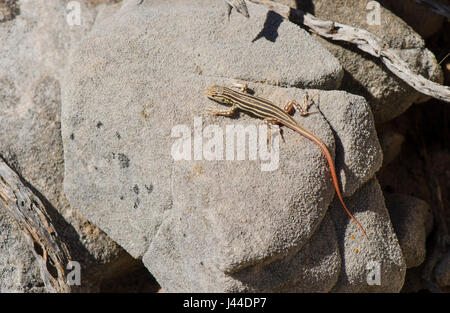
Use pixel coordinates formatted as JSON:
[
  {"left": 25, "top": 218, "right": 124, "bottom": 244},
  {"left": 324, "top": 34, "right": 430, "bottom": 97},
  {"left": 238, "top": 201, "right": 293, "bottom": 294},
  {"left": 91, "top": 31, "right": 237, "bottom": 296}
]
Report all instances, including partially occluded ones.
[
  {"left": 245, "top": 0, "right": 450, "bottom": 102},
  {"left": 0, "top": 158, "right": 72, "bottom": 293},
  {"left": 225, "top": 0, "right": 250, "bottom": 18}
]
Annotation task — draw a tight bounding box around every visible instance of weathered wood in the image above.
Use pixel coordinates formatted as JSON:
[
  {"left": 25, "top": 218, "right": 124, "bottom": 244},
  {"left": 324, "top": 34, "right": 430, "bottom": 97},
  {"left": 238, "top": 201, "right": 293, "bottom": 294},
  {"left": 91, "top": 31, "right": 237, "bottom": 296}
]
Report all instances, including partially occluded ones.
[
  {"left": 246, "top": 0, "right": 450, "bottom": 103},
  {"left": 225, "top": 0, "right": 250, "bottom": 18},
  {"left": 0, "top": 158, "right": 71, "bottom": 293}
]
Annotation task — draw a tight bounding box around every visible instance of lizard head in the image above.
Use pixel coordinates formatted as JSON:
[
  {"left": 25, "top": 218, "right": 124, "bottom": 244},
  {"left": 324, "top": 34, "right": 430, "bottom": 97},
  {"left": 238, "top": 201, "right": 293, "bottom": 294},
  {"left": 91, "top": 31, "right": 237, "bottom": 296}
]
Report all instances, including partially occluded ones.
[{"left": 204, "top": 85, "right": 234, "bottom": 106}]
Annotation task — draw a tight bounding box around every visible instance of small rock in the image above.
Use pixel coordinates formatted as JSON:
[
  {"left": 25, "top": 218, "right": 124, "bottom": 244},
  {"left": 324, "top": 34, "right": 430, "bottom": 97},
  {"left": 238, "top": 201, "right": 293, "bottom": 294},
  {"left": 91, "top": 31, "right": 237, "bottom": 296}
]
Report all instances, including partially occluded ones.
[
  {"left": 434, "top": 251, "right": 450, "bottom": 287},
  {"left": 379, "top": 0, "right": 445, "bottom": 39},
  {"left": 385, "top": 193, "right": 433, "bottom": 269},
  {"left": 315, "top": 91, "right": 382, "bottom": 197},
  {"left": 378, "top": 130, "right": 405, "bottom": 166},
  {"left": 330, "top": 179, "right": 406, "bottom": 292}
]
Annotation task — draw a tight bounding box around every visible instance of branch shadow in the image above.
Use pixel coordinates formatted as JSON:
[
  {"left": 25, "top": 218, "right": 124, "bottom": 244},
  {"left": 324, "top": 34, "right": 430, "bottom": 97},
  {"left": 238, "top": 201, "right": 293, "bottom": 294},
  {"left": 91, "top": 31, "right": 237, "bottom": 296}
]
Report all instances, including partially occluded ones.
[{"left": 252, "top": 10, "right": 283, "bottom": 43}]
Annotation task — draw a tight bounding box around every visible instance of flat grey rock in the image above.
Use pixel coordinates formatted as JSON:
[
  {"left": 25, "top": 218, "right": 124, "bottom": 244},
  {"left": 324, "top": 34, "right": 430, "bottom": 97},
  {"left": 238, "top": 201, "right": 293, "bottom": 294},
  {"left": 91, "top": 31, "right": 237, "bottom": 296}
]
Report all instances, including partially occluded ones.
[
  {"left": 386, "top": 194, "right": 433, "bottom": 269},
  {"left": 184, "top": 2, "right": 343, "bottom": 89}
]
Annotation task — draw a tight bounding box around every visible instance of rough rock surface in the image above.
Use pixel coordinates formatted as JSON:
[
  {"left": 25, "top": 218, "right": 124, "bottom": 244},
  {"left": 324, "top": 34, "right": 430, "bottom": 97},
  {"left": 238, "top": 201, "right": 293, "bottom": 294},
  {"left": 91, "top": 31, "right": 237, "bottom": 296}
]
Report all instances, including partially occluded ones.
[
  {"left": 62, "top": 0, "right": 345, "bottom": 259},
  {"left": 0, "top": 212, "right": 46, "bottom": 292},
  {"left": 434, "top": 251, "right": 450, "bottom": 287},
  {"left": 61, "top": 0, "right": 401, "bottom": 292},
  {"left": 315, "top": 91, "right": 382, "bottom": 197},
  {"left": 144, "top": 211, "right": 341, "bottom": 292},
  {"left": 379, "top": 0, "right": 446, "bottom": 39},
  {"left": 275, "top": 0, "right": 443, "bottom": 123},
  {"left": 0, "top": 0, "right": 137, "bottom": 292},
  {"left": 145, "top": 178, "right": 405, "bottom": 292},
  {"left": 377, "top": 130, "right": 405, "bottom": 167},
  {"left": 330, "top": 179, "right": 406, "bottom": 292},
  {"left": 385, "top": 194, "right": 433, "bottom": 269}
]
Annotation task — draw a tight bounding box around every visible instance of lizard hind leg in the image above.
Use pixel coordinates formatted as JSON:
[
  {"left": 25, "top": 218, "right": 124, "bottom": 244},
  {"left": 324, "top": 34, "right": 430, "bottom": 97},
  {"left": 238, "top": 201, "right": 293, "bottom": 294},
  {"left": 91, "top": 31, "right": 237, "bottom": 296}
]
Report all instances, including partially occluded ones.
[
  {"left": 264, "top": 118, "right": 284, "bottom": 145},
  {"left": 284, "top": 100, "right": 296, "bottom": 115},
  {"left": 299, "top": 92, "right": 320, "bottom": 117},
  {"left": 285, "top": 93, "right": 320, "bottom": 117}
]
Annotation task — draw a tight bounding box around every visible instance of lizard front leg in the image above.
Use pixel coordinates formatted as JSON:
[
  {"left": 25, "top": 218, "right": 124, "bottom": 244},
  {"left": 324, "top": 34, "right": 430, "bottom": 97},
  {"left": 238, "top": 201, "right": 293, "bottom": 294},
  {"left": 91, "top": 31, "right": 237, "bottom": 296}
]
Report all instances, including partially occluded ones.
[
  {"left": 284, "top": 92, "right": 319, "bottom": 117},
  {"left": 207, "top": 105, "right": 238, "bottom": 117},
  {"left": 231, "top": 82, "right": 250, "bottom": 93}
]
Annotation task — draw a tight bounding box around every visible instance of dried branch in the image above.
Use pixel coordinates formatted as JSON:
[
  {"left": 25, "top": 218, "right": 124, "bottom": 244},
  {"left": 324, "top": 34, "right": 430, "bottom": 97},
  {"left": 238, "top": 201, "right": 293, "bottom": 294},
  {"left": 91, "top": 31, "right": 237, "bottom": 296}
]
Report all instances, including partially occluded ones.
[
  {"left": 0, "top": 158, "right": 72, "bottom": 293},
  {"left": 225, "top": 0, "right": 250, "bottom": 18},
  {"left": 245, "top": 0, "right": 450, "bottom": 103}
]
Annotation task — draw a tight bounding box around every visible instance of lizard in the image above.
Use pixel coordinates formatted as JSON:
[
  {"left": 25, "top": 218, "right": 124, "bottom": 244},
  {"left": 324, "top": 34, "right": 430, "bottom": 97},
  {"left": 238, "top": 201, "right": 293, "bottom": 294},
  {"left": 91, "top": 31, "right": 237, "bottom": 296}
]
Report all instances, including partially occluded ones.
[{"left": 204, "top": 84, "right": 368, "bottom": 238}]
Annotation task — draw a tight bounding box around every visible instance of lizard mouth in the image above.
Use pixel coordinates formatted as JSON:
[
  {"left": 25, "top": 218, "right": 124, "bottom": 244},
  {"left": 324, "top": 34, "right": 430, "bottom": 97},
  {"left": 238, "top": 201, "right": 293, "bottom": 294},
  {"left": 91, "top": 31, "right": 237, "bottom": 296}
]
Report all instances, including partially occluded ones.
[{"left": 203, "top": 86, "right": 217, "bottom": 97}]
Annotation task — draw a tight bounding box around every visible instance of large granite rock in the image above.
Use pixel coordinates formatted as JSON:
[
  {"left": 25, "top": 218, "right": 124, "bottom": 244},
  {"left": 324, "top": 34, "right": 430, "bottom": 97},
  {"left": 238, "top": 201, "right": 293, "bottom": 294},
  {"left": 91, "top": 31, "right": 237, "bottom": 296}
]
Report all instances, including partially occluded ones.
[
  {"left": 62, "top": 0, "right": 345, "bottom": 259},
  {"left": 61, "top": 0, "right": 404, "bottom": 292}
]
